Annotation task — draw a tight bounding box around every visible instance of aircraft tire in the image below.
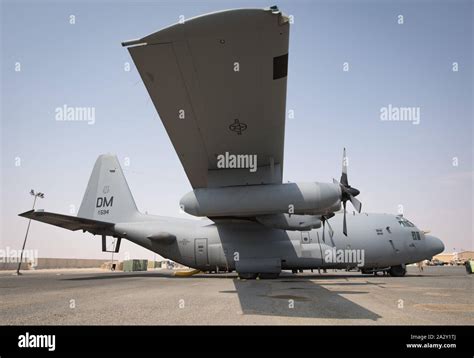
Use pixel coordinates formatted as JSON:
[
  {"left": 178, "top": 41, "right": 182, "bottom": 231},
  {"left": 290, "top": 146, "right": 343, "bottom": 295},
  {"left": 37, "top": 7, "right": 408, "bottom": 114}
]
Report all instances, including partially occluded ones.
[
  {"left": 238, "top": 273, "right": 258, "bottom": 280},
  {"left": 258, "top": 273, "right": 280, "bottom": 279},
  {"left": 388, "top": 265, "right": 407, "bottom": 277}
]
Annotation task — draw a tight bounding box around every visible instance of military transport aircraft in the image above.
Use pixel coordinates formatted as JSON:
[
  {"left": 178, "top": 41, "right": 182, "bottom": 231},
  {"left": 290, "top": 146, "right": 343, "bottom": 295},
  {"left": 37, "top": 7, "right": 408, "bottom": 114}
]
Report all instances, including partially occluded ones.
[{"left": 20, "top": 7, "right": 444, "bottom": 279}]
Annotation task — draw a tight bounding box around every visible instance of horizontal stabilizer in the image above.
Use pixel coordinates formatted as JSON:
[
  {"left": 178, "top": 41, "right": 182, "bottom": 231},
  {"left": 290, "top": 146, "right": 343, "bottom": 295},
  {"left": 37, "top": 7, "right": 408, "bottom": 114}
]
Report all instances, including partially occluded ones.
[{"left": 19, "top": 210, "right": 115, "bottom": 235}]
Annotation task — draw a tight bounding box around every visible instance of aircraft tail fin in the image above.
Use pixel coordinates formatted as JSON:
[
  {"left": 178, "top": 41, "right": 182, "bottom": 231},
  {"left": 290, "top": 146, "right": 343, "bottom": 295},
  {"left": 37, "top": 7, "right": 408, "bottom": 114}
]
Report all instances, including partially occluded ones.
[{"left": 78, "top": 154, "right": 139, "bottom": 223}]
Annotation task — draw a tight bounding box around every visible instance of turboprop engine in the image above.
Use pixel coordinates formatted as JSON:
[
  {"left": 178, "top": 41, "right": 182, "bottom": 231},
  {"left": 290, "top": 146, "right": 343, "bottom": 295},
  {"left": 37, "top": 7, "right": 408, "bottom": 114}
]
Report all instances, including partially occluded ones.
[
  {"left": 255, "top": 213, "right": 322, "bottom": 231},
  {"left": 180, "top": 182, "right": 341, "bottom": 217},
  {"left": 179, "top": 148, "right": 363, "bottom": 235}
]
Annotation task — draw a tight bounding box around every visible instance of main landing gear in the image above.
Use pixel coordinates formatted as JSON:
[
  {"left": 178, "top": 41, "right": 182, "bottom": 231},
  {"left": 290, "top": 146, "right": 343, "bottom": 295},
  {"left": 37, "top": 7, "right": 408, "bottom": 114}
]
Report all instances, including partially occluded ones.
[
  {"left": 361, "top": 265, "right": 407, "bottom": 277},
  {"left": 238, "top": 272, "right": 280, "bottom": 280},
  {"left": 388, "top": 265, "right": 407, "bottom": 277}
]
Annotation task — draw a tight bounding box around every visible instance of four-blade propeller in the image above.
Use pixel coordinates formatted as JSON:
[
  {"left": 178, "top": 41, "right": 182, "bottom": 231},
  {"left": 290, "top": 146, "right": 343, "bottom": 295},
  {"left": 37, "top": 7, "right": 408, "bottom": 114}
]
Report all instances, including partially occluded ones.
[{"left": 333, "top": 148, "right": 362, "bottom": 236}]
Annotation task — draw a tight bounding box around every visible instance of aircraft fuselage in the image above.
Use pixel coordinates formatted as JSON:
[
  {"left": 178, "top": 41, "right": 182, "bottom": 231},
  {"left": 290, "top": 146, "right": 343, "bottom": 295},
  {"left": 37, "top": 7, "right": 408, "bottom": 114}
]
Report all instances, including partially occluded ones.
[{"left": 113, "top": 212, "right": 444, "bottom": 276}]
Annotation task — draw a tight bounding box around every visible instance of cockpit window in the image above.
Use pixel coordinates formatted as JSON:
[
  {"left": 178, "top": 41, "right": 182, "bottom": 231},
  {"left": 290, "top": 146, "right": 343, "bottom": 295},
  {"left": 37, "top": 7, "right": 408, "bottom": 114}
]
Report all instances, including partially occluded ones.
[
  {"left": 396, "top": 216, "right": 415, "bottom": 227},
  {"left": 411, "top": 231, "right": 421, "bottom": 240},
  {"left": 405, "top": 219, "right": 415, "bottom": 227}
]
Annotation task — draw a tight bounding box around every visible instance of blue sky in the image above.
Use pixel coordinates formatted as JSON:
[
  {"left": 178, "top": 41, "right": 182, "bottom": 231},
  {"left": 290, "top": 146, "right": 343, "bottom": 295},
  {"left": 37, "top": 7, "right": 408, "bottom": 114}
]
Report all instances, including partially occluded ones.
[{"left": 1, "top": 0, "right": 472, "bottom": 260}]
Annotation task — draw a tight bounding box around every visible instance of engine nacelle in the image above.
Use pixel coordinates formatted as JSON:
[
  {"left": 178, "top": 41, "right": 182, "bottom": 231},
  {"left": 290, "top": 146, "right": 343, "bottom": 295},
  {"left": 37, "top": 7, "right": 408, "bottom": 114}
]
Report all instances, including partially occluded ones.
[
  {"left": 179, "top": 182, "right": 341, "bottom": 217},
  {"left": 255, "top": 213, "right": 322, "bottom": 231}
]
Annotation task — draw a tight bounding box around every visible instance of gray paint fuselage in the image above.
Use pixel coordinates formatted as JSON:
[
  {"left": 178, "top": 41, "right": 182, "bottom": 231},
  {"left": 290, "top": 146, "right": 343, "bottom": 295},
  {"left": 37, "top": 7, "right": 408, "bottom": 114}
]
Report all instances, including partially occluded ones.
[{"left": 113, "top": 212, "right": 444, "bottom": 272}]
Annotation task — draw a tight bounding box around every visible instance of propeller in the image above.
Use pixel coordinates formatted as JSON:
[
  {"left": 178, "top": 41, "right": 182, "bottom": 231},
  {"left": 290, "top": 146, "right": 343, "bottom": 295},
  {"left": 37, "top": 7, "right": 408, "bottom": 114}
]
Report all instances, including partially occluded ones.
[
  {"left": 333, "top": 148, "right": 362, "bottom": 236},
  {"left": 321, "top": 213, "right": 335, "bottom": 242}
]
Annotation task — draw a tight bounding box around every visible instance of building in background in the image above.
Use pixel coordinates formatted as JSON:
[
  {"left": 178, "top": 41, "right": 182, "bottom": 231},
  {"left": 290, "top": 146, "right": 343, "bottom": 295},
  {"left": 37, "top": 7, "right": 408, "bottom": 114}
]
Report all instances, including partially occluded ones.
[{"left": 433, "top": 251, "right": 474, "bottom": 265}]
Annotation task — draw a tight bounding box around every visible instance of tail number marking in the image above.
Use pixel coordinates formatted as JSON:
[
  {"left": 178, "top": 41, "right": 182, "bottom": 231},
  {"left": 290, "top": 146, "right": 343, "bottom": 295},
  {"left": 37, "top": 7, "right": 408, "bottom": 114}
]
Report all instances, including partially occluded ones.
[{"left": 96, "top": 196, "right": 113, "bottom": 215}]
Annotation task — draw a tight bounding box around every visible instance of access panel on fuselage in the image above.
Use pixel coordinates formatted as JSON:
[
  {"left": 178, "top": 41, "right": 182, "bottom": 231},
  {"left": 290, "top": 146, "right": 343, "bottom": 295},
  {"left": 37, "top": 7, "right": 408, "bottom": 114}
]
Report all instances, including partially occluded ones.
[{"left": 195, "top": 238, "right": 209, "bottom": 266}]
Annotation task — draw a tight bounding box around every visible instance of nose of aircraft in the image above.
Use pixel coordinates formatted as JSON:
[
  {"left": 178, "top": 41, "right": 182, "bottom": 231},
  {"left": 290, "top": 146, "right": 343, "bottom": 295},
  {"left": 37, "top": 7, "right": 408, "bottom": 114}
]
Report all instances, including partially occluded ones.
[{"left": 425, "top": 235, "right": 445, "bottom": 256}]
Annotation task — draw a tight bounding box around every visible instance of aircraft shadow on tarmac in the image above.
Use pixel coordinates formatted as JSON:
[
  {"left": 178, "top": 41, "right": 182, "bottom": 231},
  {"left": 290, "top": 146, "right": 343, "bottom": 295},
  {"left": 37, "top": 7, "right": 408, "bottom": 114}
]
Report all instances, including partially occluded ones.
[
  {"left": 231, "top": 276, "right": 382, "bottom": 320},
  {"left": 63, "top": 271, "right": 176, "bottom": 280},
  {"left": 64, "top": 271, "right": 381, "bottom": 320}
]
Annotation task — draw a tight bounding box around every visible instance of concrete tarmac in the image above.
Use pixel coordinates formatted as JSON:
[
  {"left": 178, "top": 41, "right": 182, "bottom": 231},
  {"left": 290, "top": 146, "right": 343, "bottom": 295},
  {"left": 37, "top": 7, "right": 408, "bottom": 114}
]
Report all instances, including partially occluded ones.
[{"left": 0, "top": 266, "right": 472, "bottom": 325}]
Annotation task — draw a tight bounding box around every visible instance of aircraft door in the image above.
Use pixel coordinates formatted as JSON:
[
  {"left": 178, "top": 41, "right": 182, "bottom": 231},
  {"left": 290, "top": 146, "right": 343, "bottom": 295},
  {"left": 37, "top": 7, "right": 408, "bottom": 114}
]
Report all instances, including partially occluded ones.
[
  {"left": 300, "top": 230, "right": 324, "bottom": 262},
  {"left": 315, "top": 231, "right": 325, "bottom": 262},
  {"left": 195, "top": 238, "right": 209, "bottom": 267}
]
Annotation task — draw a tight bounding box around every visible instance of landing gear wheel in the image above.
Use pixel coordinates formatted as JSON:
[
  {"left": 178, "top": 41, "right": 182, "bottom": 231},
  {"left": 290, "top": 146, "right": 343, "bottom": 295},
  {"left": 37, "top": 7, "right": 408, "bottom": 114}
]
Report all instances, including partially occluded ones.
[
  {"left": 389, "top": 265, "right": 406, "bottom": 277},
  {"left": 258, "top": 273, "right": 280, "bottom": 279},
  {"left": 238, "top": 273, "right": 258, "bottom": 280}
]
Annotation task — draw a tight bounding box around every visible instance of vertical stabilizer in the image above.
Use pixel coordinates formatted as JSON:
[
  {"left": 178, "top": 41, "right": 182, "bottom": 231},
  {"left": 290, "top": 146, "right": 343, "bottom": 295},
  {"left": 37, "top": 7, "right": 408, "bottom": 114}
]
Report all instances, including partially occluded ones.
[{"left": 78, "top": 154, "right": 139, "bottom": 223}]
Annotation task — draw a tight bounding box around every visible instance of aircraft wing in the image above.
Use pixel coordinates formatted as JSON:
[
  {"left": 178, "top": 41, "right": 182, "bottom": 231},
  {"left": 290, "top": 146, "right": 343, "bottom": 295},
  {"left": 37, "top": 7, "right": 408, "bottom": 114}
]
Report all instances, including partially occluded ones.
[
  {"left": 124, "top": 7, "right": 290, "bottom": 188},
  {"left": 19, "top": 210, "right": 115, "bottom": 235}
]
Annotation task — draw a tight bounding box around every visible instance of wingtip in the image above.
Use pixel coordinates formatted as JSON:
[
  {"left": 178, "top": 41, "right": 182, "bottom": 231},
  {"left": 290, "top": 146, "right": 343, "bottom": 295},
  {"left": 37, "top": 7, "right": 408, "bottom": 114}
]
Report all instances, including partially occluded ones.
[
  {"left": 121, "top": 39, "right": 147, "bottom": 47},
  {"left": 18, "top": 209, "right": 44, "bottom": 218},
  {"left": 18, "top": 209, "right": 34, "bottom": 218}
]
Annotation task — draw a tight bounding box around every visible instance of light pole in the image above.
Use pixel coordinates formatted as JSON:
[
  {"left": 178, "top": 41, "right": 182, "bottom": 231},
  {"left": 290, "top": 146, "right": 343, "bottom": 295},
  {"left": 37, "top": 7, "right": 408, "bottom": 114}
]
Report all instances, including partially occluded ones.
[
  {"left": 16, "top": 190, "right": 44, "bottom": 275},
  {"left": 111, "top": 238, "right": 116, "bottom": 271}
]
